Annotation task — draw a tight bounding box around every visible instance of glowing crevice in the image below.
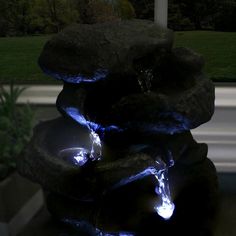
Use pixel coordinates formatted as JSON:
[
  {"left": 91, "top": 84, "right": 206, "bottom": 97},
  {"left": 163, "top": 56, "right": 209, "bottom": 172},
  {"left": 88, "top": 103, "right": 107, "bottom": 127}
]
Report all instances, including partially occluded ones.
[
  {"left": 62, "top": 218, "right": 135, "bottom": 236},
  {"left": 41, "top": 67, "right": 108, "bottom": 84},
  {"left": 63, "top": 107, "right": 121, "bottom": 135}
]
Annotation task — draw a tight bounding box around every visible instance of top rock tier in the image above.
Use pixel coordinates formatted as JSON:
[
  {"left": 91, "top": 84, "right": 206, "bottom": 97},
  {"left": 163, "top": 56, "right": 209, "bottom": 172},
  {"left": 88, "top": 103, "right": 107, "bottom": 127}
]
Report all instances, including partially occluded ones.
[
  {"left": 39, "top": 19, "right": 215, "bottom": 133},
  {"left": 38, "top": 19, "right": 174, "bottom": 82}
]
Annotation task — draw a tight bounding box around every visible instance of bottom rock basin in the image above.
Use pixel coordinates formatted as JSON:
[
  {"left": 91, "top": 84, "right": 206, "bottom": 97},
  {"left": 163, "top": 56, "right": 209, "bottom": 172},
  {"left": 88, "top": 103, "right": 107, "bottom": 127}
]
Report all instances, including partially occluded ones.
[{"left": 18, "top": 117, "right": 219, "bottom": 236}]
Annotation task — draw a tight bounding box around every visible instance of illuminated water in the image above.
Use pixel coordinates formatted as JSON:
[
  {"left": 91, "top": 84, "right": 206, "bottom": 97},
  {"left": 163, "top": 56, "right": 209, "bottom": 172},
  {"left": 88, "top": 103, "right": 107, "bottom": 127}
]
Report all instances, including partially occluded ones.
[
  {"left": 90, "top": 130, "right": 102, "bottom": 160},
  {"left": 153, "top": 168, "right": 175, "bottom": 220},
  {"left": 58, "top": 147, "right": 89, "bottom": 166},
  {"left": 62, "top": 106, "right": 175, "bottom": 219},
  {"left": 110, "top": 157, "right": 175, "bottom": 220},
  {"left": 137, "top": 69, "right": 154, "bottom": 93},
  {"left": 63, "top": 107, "right": 102, "bottom": 165},
  {"left": 151, "top": 156, "right": 175, "bottom": 220}
]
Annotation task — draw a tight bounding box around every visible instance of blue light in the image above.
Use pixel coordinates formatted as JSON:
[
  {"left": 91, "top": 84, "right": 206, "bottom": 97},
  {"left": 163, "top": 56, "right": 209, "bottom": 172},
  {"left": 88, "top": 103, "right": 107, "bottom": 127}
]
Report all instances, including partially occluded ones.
[
  {"left": 41, "top": 67, "right": 108, "bottom": 84},
  {"left": 64, "top": 106, "right": 191, "bottom": 137},
  {"left": 62, "top": 218, "right": 135, "bottom": 235},
  {"left": 111, "top": 156, "right": 175, "bottom": 220},
  {"left": 63, "top": 106, "right": 121, "bottom": 135},
  {"left": 63, "top": 107, "right": 89, "bottom": 128}
]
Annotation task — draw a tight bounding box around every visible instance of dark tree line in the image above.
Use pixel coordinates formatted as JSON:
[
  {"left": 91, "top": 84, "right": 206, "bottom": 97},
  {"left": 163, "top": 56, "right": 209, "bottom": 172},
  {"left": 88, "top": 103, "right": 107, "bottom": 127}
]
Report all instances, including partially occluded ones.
[
  {"left": 0, "top": 0, "right": 134, "bottom": 36},
  {"left": 0, "top": 0, "right": 235, "bottom": 36},
  {"left": 131, "top": 0, "right": 236, "bottom": 31}
]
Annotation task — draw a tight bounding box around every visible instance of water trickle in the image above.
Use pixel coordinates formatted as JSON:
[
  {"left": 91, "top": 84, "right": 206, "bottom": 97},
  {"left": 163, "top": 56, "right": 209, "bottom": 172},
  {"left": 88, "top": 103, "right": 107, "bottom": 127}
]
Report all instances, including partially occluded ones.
[
  {"left": 152, "top": 158, "right": 175, "bottom": 220},
  {"left": 62, "top": 107, "right": 102, "bottom": 164},
  {"left": 90, "top": 130, "right": 102, "bottom": 161},
  {"left": 137, "top": 69, "right": 154, "bottom": 93}
]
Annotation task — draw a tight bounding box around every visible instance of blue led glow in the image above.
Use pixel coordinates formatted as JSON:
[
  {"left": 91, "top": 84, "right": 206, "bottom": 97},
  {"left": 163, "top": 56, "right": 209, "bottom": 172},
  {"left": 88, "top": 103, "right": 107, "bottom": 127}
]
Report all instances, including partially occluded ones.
[
  {"left": 64, "top": 106, "right": 191, "bottom": 139},
  {"left": 111, "top": 167, "right": 160, "bottom": 190},
  {"left": 111, "top": 156, "right": 175, "bottom": 220},
  {"left": 41, "top": 67, "right": 108, "bottom": 84},
  {"left": 61, "top": 107, "right": 177, "bottom": 220},
  {"left": 63, "top": 106, "right": 121, "bottom": 135},
  {"left": 62, "top": 218, "right": 135, "bottom": 236},
  {"left": 63, "top": 107, "right": 89, "bottom": 128}
]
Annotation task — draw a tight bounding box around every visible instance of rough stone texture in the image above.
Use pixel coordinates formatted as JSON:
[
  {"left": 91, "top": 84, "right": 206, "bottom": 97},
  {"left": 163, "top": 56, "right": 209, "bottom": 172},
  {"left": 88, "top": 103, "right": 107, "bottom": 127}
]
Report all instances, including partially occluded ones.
[
  {"left": 44, "top": 156, "right": 218, "bottom": 236},
  {"left": 17, "top": 117, "right": 207, "bottom": 200},
  {"left": 39, "top": 19, "right": 214, "bottom": 133},
  {"left": 56, "top": 74, "right": 215, "bottom": 134},
  {"left": 38, "top": 19, "right": 174, "bottom": 81},
  {"left": 17, "top": 117, "right": 159, "bottom": 200},
  {"left": 18, "top": 18, "right": 218, "bottom": 236},
  {"left": 17, "top": 116, "right": 218, "bottom": 235}
]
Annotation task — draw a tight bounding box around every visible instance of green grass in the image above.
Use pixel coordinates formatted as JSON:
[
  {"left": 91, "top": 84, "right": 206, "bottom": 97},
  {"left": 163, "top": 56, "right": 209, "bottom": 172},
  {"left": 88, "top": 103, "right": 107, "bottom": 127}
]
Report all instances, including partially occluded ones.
[
  {"left": 174, "top": 31, "right": 236, "bottom": 81},
  {"left": 0, "top": 35, "right": 56, "bottom": 84},
  {"left": 0, "top": 31, "right": 235, "bottom": 84}
]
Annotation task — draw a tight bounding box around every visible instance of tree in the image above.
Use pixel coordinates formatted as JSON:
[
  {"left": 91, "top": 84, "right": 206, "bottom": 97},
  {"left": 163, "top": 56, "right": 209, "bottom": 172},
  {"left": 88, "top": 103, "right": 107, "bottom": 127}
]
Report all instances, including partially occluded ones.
[
  {"left": 172, "top": 0, "right": 218, "bottom": 29},
  {"left": 213, "top": 0, "right": 236, "bottom": 31},
  {"left": 130, "top": 0, "right": 154, "bottom": 20},
  {"left": 168, "top": 0, "right": 194, "bottom": 30},
  {"left": 30, "top": 0, "right": 80, "bottom": 33},
  {"left": 0, "top": 0, "right": 34, "bottom": 36},
  {"left": 79, "top": 0, "right": 135, "bottom": 24}
]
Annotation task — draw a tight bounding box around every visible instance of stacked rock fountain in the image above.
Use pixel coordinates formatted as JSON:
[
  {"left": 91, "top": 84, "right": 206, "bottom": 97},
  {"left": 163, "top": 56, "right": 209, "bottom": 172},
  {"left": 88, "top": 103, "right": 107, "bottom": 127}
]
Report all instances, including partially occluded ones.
[{"left": 18, "top": 20, "right": 218, "bottom": 236}]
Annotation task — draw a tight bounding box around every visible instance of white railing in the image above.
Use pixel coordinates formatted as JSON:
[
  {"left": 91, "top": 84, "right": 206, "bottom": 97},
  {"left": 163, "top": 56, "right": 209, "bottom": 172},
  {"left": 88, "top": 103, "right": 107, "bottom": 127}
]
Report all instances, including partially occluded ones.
[{"left": 154, "top": 0, "right": 168, "bottom": 28}]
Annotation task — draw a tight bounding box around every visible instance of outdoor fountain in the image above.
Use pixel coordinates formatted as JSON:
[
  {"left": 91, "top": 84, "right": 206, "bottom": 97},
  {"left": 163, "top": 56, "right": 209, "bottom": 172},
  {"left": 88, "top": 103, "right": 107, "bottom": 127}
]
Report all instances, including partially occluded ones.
[{"left": 17, "top": 19, "right": 219, "bottom": 236}]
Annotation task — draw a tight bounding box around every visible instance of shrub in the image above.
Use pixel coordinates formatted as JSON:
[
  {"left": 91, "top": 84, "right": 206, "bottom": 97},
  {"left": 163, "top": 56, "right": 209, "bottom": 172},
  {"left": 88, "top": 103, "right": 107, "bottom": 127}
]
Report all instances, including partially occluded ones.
[
  {"left": 0, "top": 82, "right": 34, "bottom": 180},
  {"left": 214, "top": 1, "right": 236, "bottom": 31}
]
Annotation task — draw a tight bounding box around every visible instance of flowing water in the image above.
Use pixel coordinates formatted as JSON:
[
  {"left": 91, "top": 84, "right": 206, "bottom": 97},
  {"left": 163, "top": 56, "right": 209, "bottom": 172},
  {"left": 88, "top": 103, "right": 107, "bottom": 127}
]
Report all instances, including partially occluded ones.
[{"left": 137, "top": 69, "right": 154, "bottom": 93}]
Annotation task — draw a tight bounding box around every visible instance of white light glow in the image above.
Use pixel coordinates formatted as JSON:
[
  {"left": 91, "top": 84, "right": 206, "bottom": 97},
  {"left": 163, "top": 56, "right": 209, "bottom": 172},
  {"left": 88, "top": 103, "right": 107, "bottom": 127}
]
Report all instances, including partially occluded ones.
[
  {"left": 154, "top": 201, "right": 175, "bottom": 220},
  {"left": 90, "top": 130, "right": 102, "bottom": 160},
  {"left": 153, "top": 158, "right": 175, "bottom": 220},
  {"left": 73, "top": 149, "right": 89, "bottom": 166}
]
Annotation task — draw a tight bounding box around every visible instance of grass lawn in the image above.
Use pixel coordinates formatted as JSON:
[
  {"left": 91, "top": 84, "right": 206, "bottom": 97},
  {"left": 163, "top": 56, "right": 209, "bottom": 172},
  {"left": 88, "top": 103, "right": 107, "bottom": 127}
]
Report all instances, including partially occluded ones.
[
  {"left": 0, "top": 31, "right": 235, "bottom": 84},
  {"left": 174, "top": 31, "right": 236, "bottom": 81},
  {"left": 0, "top": 35, "right": 56, "bottom": 84}
]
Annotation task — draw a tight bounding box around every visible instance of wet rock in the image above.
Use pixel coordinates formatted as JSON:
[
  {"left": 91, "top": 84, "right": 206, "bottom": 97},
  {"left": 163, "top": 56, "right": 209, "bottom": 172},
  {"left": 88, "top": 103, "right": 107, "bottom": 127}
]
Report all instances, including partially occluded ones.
[
  {"left": 44, "top": 152, "right": 218, "bottom": 236},
  {"left": 38, "top": 19, "right": 174, "bottom": 82},
  {"left": 17, "top": 117, "right": 160, "bottom": 200},
  {"left": 18, "top": 18, "right": 218, "bottom": 236},
  {"left": 171, "top": 47, "right": 205, "bottom": 73},
  {"left": 56, "top": 75, "right": 214, "bottom": 134}
]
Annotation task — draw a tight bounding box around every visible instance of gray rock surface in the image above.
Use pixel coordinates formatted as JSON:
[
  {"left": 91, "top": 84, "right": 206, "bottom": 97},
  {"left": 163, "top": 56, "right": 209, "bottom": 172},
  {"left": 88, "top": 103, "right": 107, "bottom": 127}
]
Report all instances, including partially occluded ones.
[
  {"left": 38, "top": 19, "right": 174, "bottom": 82},
  {"left": 17, "top": 117, "right": 158, "bottom": 200},
  {"left": 56, "top": 74, "right": 215, "bottom": 134},
  {"left": 17, "top": 117, "right": 208, "bottom": 200}
]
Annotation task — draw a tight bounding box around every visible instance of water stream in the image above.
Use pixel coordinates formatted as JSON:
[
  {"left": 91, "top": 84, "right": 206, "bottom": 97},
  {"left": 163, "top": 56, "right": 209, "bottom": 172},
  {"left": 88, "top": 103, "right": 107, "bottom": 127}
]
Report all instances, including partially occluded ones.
[{"left": 137, "top": 69, "right": 154, "bottom": 93}]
